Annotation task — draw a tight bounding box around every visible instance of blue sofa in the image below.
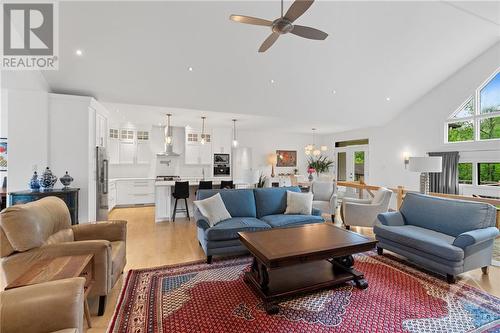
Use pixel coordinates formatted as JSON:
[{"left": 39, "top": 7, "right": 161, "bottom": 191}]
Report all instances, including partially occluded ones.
[
  {"left": 195, "top": 186, "right": 324, "bottom": 263},
  {"left": 374, "top": 193, "right": 499, "bottom": 283}
]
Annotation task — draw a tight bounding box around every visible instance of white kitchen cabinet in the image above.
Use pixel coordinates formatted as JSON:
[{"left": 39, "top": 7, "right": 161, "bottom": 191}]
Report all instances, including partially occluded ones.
[
  {"left": 185, "top": 127, "right": 212, "bottom": 165},
  {"left": 96, "top": 112, "right": 107, "bottom": 147},
  {"left": 211, "top": 128, "right": 232, "bottom": 154},
  {"left": 119, "top": 141, "right": 135, "bottom": 164},
  {"left": 116, "top": 179, "right": 155, "bottom": 205}
]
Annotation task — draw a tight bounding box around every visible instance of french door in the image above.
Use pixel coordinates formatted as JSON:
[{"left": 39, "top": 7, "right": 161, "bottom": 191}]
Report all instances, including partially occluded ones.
[{"left": 335, "top": 145, "right": 369, "bottom": 183}]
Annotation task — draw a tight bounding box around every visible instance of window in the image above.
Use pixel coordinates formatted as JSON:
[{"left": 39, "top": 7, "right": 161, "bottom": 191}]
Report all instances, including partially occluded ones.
[
  {"left": 137, "top": 131, "right": 149, "bottom": 141},
  {"left": 478, "top": 163, "right": 500, "bottom": 186},
  {"left": 458, "top": 163, "right": 472, "bottom": 184},
  {"left": 109, "top": 128, "right": 119, "bottom": 139},
  {"left": 446, "top": 71, "right": 500, "bottom": 143}
]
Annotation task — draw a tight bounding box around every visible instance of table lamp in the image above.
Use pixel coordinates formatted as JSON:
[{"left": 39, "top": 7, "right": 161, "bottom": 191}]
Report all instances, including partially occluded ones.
[{"left": 409, "top": 157, "right": 442, "bottom": 194}]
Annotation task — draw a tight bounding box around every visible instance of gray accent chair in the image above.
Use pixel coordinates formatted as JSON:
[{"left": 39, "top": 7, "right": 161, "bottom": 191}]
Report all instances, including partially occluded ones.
[
  {"left": 311, "top": 181, "right": 338, "bottom": 221},
  {"left": 341, "top": 187, "right": 392, "bottom": 229},
  {"left": 374, "top": 193, "right": 499, "bottom": 283}
]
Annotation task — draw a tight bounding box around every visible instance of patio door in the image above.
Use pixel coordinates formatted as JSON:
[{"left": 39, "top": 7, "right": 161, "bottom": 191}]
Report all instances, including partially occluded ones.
[{"left": 335, "top": 145, "right": 369, "bottom": 183}]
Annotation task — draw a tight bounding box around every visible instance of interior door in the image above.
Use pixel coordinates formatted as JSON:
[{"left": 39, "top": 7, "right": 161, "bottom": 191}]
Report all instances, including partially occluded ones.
[{"left": 336, "top": 145, "right": 369, "bottom": 183}]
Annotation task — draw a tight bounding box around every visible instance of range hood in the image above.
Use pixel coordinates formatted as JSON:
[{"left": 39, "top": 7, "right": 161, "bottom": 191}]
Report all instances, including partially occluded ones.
[{"left": 157, "top": 113, "right": 180, "bottom": 157}]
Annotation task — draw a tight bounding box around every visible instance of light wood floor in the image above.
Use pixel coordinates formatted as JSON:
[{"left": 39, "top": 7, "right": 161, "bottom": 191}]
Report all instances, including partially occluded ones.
[{"left": 86, "top": 206, "right": 500, "bottom": 333}]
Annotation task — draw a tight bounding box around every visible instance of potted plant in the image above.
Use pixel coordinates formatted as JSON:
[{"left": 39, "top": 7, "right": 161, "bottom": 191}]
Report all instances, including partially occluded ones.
[{"left": 307, "top": 155, "right": 334, "bottom": 177}]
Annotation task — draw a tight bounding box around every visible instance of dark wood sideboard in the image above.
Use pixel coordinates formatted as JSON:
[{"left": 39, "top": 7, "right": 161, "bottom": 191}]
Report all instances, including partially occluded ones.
[{"left": 9, "top": 188, "right": 80, "bottom": 225}]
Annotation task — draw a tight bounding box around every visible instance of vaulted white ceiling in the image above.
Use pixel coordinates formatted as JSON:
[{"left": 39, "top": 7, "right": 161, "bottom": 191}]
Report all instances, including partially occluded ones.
[{"left": 42, "top": 1, "right": 500, "bottom": 133}]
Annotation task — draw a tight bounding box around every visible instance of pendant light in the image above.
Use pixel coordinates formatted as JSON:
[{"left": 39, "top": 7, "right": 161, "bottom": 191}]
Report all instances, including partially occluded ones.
[
  {"left": 232, "top": 119, "right": 238, "bottom": 148},
  {"left": 304, "top": 128, "right": 325, "bottom": 156},
  {"left": 200, "top": 116, "right": 207, "bottom": 145},
  {"left": 165, "top": 113, "right": 172, "bottom": 145}
]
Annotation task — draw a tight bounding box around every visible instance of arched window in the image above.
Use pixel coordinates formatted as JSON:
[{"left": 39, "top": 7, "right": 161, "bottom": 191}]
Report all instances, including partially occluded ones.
[{"left": 446, "top": 70, "right": 500, "bottom": 143}]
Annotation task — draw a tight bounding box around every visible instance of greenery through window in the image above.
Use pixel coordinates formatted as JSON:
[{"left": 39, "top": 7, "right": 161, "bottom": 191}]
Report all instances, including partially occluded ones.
[
  {"left": 458, "top": 163, "right": 472, "bottom": 184},
  {"left": 446, "top": 71, "right": 500, "bottom": 143},
  {"left": 478, "top": 163, "right": 500, "bottom": 186},
  {"left": 447, "top": 121, "right": 473, "bottom": 142}
]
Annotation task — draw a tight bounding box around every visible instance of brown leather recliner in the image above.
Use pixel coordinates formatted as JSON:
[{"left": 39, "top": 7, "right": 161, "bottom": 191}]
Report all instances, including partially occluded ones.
[
  {"left": 0, "top": 277, "right": 85, "bottom": 333},
  {"left": 0, "top": 196, "right": 127, "bottom": 315}
]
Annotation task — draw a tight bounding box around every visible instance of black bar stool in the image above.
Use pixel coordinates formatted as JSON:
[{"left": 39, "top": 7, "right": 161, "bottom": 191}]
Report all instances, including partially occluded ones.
[
  {"left": 220, "top": 180, "right": 233, "bottom": 189},
  {"left": 198, "top": 181, "right": 213, "bottom": 190},
  {"left": 172, "top": 181, "right": 190, "bottom": 222}
]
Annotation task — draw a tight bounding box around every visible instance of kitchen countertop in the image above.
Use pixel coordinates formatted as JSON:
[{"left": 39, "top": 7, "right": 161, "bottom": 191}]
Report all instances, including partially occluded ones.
[{"left": 109, "top": 178, "right": 155, "bottom": 182}]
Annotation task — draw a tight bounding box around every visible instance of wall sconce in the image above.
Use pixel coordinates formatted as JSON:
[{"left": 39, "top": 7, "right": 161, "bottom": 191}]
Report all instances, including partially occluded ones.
[{"left": 403, "top": 152, "right": 410, "bottom": 169}]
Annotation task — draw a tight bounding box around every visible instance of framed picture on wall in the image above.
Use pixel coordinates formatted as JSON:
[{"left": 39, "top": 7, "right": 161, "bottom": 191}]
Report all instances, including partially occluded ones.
[
  {"left": 0, "top": 138, "right": 6, "bottom": 171},
  {"left": 276, "top": 150, "right": 297, "bottom": 167}
]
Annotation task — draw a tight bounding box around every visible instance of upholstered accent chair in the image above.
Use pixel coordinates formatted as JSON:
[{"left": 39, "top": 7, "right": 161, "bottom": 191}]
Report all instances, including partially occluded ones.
[
  {"left": 0, "top": 197, "right": 127, "bottom": 315},
  {"left": 0, "top": 277, "right": 85, "bottom": 333},
  {"left": 311, "top": 181, "right": 338, "bottom": 221},
  {"left": 341, "top": 187, "right": 392, "bottom": 229}
]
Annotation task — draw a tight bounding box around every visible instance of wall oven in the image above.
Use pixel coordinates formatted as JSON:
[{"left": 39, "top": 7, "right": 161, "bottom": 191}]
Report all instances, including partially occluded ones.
[{"left": 213, "top": 154, "right": 230, "bottom": 176}]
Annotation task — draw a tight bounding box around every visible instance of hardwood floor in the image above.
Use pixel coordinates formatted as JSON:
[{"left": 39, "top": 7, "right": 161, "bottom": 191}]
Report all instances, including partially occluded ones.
[{"left": 86, "top": 206, "right": 500, "bottom": 332}]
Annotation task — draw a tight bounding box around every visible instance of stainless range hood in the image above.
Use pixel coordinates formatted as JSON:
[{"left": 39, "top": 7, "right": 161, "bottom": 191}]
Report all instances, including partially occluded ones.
[{"left": 157, "top": 113, "right": 180, "bottom": 157}]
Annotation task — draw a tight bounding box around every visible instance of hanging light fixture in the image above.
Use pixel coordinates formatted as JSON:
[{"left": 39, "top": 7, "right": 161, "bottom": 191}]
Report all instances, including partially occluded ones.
[
  {"left": 165, "top": 113, "right": 173, "bottom": 145},
  {"left": 232, "top": 119, "right": 238, "bottom": 148},
  {"left": 200, "top": 116, "right": 207, "bottom": 145},
  {"left": 305, "top": 128, "right": 325, "bottom": 156}
]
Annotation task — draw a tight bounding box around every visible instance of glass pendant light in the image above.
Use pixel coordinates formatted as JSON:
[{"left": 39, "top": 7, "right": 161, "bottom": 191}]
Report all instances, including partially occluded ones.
[
  {"left": 232, "top": 119, "right": 238, "bottom": 148},
  {"left": 200, "top": 116, "right": 206, "bottom": 145}
]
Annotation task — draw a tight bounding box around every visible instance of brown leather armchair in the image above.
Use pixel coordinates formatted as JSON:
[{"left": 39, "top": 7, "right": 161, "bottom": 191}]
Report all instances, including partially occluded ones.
[
  {"left": 0, "top": 277, "right": 85, "bottom": 333},
  {"left": 0, "top": 197, "right": 127, "bottom": 315}
]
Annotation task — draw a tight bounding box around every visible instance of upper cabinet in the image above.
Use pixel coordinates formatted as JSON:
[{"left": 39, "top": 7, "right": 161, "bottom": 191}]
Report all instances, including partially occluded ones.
[
  {"left": 211, "top": 128, "right": 232, "bottom": 154},
  {"left": 96, "top": 111, "right": 108, "bottom": 148},
  {"left": 185, "top": 127, "right": 212, "bottom": 165},
  {"left": 107, "top": 126, "right": 151, "bottom": 165}
]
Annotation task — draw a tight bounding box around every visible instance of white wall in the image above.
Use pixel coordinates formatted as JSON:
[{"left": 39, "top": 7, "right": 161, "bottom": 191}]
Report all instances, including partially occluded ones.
[{"left": 321, "top": 42, "right": 500, "bottom": 197}]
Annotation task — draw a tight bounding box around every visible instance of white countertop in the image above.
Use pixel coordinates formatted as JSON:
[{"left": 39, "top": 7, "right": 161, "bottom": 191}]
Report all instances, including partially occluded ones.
[{"left": 109, "top": 178, "right": 155, "bottom": 182}]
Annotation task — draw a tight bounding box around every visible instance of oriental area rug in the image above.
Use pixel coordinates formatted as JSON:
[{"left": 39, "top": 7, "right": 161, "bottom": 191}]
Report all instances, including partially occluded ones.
[{"left": 108, "top": 253, "right": 500, "bottom": 333}]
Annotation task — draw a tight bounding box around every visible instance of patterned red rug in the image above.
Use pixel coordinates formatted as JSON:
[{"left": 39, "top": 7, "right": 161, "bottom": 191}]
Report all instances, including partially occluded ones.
[{"left": 108, "top": 253, "right": 500, "bottom": 332}]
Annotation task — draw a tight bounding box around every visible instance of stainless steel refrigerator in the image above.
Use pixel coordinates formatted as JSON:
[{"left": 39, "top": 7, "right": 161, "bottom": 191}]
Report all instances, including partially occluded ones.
[{"left": 96, "top": 146, "right": 109, "bottom": 220}]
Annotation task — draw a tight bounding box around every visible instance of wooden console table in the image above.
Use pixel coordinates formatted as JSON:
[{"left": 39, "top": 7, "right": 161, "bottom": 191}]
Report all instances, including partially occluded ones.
[
  {"left": 6, "top": 254, "right": 95, "bottom": 328},
  {"left": 9, "top": 188, "right": 80, "bottom": 224}
]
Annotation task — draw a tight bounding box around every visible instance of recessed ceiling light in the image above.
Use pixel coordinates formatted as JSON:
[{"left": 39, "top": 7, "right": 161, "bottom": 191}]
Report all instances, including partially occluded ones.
[
  {"left": 386, "top": 97, "right": 391, "bottom": 101},
  {"left": 188, "top": 66, "right": 193, "bottom": 72},
  {"left": 270, "top": 79, "right": 275, "bottom": 84},
  {"left": 332, "top": 90, "right": 337, "bottom": 94},
  {"left": 75, "top": 49, "right": 83, "bottom": 56}
]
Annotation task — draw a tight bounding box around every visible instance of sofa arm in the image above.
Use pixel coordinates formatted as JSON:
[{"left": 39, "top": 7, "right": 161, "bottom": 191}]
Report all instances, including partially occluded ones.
[
  {"left": 342, "top": 197, "right": 372, "bottom": 204},
  {"left": 453, "top": 227, "right": 499, "bottom": 249},
  {"left": 312, "top": 207, "right": 322, "bottom": 216},
  {"left": 377, "top": 212, "right": 405, "bottom": 226},
  {"left": 0, "top": 277, "right": 85, "bottom": 333},
  {"left": 330, "top": 193, "right": 338, "bottom": 210},
  {"left": 40, "top": 240, "right": 112, "bottom": 296},
  {"left": 72, "top": 220, "right": 127, "bottom": 242},
  {"left": 194, "top": 209, "right": 210, "bottom": 230}
]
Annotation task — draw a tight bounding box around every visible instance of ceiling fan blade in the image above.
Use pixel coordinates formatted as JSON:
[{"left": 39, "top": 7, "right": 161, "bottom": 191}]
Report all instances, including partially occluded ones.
[
  {"left": 258, "top": 32, "right": 280, "bottom": 52},
  {"left": 284, "top": 0, "right": 314, "bottom": 23},
  {"left": 291, "top": 25, "right": 328, "bottom": 40},
  {"left": 230, "top": 15, "right": 273, "bottom": 26}
]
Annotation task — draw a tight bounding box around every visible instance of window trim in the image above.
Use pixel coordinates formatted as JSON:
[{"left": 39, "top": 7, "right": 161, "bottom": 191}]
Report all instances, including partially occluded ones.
[{"left": 445, "top": 68, "right": 500, "bottom": 143}]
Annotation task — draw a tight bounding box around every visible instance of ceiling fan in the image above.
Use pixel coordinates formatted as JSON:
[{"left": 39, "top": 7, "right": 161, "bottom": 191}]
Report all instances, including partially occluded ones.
[{"left": 229, "top": 0, "right": 328, "bottom": 53}]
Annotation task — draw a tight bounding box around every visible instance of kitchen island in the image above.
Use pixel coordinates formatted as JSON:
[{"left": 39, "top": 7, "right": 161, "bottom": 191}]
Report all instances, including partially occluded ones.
[{"left": 155, "top": 178, "right": 253, "bottom": 222}]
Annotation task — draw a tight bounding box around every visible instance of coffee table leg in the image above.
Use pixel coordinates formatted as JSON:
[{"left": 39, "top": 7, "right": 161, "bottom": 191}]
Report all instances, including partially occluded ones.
[
  {"left": 264, "top": 301, "right": 280, "bottom": 315},
  {"left": 330, "top": 255, "right": 368, "bottom": 290}
]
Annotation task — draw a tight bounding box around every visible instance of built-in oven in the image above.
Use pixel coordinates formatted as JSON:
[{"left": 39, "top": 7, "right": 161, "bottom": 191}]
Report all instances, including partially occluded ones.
[{"left": 213, "top": 154, "right": 230, "bottom": 176}]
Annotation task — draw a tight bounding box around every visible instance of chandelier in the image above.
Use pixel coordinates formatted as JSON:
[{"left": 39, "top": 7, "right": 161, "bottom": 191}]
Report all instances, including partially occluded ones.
[{"left": 305, "top": 128, "right": 327, "bottom": 156}]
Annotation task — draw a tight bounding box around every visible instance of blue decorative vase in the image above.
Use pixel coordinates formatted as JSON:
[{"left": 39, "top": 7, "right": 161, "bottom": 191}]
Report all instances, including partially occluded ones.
[
  {"left": 29, "top": 171, "right": 40, "bottom": 191},
  {"left": 59, "top": 171, "right": 74, "bottom": 189},
  {"left": 39, "top": 167, "right": 57, "bottom": 190}
]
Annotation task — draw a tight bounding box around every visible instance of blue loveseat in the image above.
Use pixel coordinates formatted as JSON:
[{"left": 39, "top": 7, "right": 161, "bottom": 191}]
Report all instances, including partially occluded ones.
[
  {"left": 195, "top": 186, "right": 324, "bottom": 263},
  {"left": 374, "top": 193, "right": 499, "bottom": 283}
]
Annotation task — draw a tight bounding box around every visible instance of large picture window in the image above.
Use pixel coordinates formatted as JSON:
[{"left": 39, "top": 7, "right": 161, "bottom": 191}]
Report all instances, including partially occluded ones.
[
  {"left": 477, "top": 163, "right": 500, "bottom": 186},
  {"left": 445, "top": 71, "right": 500, "bottom": 143}
]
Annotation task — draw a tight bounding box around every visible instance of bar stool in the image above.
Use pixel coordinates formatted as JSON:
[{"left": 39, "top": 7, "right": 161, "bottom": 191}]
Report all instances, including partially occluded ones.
[
  {"left": 172, "top": 181, "right": 190, "bottom": 222},
  {"left": 220, "top": 180, "right": 233, "bottom": 189},
  {"left": 198, "top": 181, "right": 213, "bottom": 190}
]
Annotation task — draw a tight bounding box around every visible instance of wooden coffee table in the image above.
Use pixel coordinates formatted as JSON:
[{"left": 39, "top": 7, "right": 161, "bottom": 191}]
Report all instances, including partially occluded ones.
[
  {"left": 6, "top": 254, "right": 95, "bottom": 328},
  {"left": 239, "top": 223, "right": 377, "bottom": 314}
]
